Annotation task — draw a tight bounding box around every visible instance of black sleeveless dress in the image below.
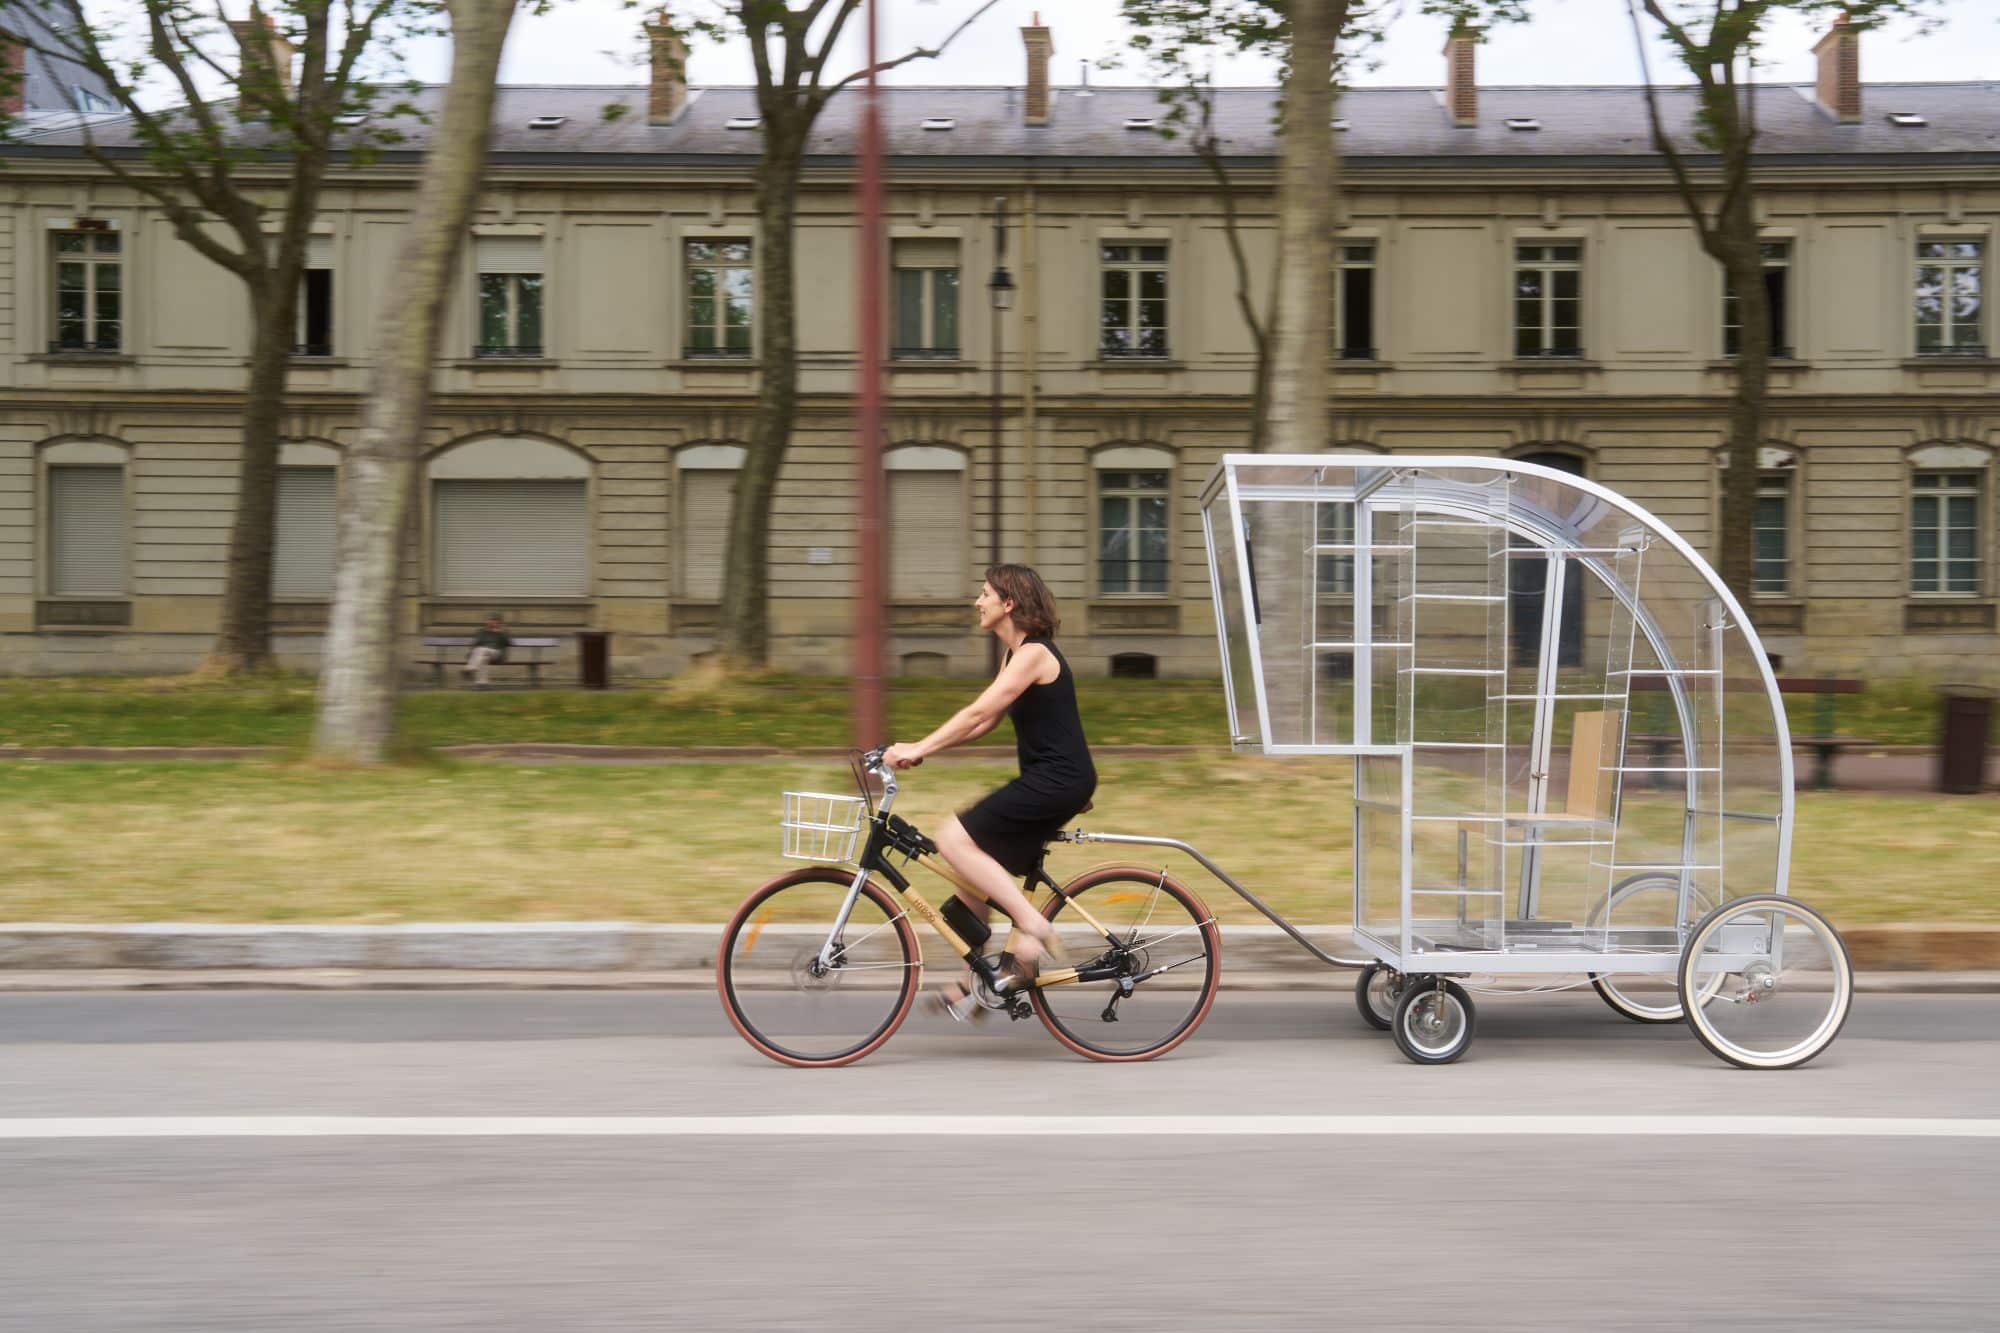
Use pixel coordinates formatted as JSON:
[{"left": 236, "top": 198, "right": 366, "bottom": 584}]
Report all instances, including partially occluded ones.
[{"left": 957, "top": 635, "right": 1098, "bottom": 876}]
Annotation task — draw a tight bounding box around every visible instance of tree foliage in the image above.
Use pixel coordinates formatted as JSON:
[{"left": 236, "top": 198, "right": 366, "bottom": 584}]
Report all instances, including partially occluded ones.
[
  {"left": 1118, "top": 0, "right": 1525, "bottom": 452},
  {"left": 0, "top": 0, "right": 432, "bottom": 675},
  {"left": 662, "top": 0, "right": 1004, "bottom": 670},
  {"left": 1625, "top": 0, "right": 1936, "bottom": 608}
]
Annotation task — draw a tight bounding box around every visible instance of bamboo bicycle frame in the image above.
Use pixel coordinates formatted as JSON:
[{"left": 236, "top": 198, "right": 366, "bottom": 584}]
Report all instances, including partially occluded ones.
[{"left": 813, "top": 762, "right": 1122, "bottom": 993}]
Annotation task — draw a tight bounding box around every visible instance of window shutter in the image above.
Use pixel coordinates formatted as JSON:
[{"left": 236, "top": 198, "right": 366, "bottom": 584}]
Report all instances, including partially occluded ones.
[
  {"left": 434, "top": 479, "right": 587, "bottom": 597},
  {"left": 49, "top": 465, "right": 126, "bottom": 595},
  {"left": 305, "top": 235, "right": 334, "bottom": 270},
  {"left": 679, "top": 469, "right": 735, "bottom": 600},
  {"left": 473, "top": 235, "right": 543, "bottom": 274},
  {"left": 889, "top": 470, "right": 965, "bottom": 600},
  {"left": 274, "top": 467, "right": 337, "bottom": 599}
]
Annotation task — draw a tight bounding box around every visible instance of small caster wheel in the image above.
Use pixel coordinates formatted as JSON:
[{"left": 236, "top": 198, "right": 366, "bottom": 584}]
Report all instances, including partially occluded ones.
[
  {"left": 1392, "top": 977, "right": 1475, "bottom": 1065},
  {"left": 1355, "top": 963, "right": 1406, "bottom": 1031}
]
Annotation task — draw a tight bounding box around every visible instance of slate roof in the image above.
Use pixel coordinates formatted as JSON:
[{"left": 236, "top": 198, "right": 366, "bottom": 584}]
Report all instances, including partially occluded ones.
[
  {"left": 8, "top": 79, "right": 1998, "bottom": 165},
  {"left": 1, "top": 0, "right": 121, "bottom": 121}
]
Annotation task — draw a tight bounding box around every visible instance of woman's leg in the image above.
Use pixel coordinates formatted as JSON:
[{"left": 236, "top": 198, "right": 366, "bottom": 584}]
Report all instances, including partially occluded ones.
[{"left": 934, "top": 817, "right": 1054, "bottom": 965}]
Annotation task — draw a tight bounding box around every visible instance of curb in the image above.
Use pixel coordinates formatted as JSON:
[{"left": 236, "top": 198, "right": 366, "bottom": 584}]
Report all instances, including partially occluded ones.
[{"left": 2, "top": 922, "right": 1995, "bottom": 977}]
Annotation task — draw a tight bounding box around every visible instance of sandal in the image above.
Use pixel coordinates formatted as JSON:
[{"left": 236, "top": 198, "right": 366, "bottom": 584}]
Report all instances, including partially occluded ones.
[{"left": 926, "top": 978, "right": 986, "bottom": 1024}]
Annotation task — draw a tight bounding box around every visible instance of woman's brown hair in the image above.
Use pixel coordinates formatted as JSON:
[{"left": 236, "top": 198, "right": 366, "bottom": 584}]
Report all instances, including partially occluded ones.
[{"left": 985, "top": 563, "right": 1059, "bottom": 639}]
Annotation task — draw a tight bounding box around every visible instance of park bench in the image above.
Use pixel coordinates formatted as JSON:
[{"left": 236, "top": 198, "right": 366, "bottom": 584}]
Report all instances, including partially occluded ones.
[
  {"left": 1629, "top": 674, "right": 1870, "bottom": 790},
  {"left": 416, "top": 635, "right": 562, "bottom": 688}
]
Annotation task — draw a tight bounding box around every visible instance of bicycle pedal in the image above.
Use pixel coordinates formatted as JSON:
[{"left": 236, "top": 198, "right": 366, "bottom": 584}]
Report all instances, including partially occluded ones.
[{"left": 1005, "top": 997, "right": 1034, "bottom": 1021}]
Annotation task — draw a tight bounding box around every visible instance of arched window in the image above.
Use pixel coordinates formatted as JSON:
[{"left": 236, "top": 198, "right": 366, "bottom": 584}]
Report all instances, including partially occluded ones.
[
  {"left": 676, "top": 444, "right": 743, "bottom": 601},
  {"left": 1909, "top": 442, "right": 1993, "bottom": 597},
  {"left": 42, "top": 439, "right": 129, "bottom": 598},
  {"left": 885, "top": 445, "right": 967, "bottom": 601},
  {"left": 429, "top": 436, "right": 589, "bottom": 598},
  {"left": 274, "top": 441, "right": 340, "bottom": 601},
  {"left": 1752, "top": 445, "right": 1799, "bottom": 598},
  {"left": 1092, "top": 444, "right": 1174, "bottom": 596}
]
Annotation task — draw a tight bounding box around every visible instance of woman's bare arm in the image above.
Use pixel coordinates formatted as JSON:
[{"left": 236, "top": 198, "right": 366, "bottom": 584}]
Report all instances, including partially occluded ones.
[{"left": 885, "top": 645, "right": 1049, "bottom": 766}]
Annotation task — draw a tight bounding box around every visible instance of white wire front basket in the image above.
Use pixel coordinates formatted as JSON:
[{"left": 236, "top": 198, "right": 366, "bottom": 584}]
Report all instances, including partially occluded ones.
[{"left": 780, "top": 790, "right": 867, "bottom": 863}]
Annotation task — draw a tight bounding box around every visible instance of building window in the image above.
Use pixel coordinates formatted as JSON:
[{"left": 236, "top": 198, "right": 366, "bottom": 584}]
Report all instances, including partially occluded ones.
[
  {"left": 891, "top": 239, "right": 959, "bottom": 359},
  {"left": 1097, "top": 466, "right": 1170, "bottom": 594},
  {"left": 1911, "top": 471, "right": 1981, "bottom": 595},
  {"left": 1100, "top": 243, "right": 1168, "bottom": 358},
  {"left": 51, "top": 230, "right": 122, "bottom": 353},
  {"left": 1334, "top": 243, "right": 1375, "bottom": 360},
  {"left": 1723, "top": 241, "right": 1791, "bottom": 359},
  {"left": 885, "top": 447, "right": 966, "bottom": 599},
  {"left": 296, "top": 235, "right": 334, "bottom": 357},
  {"left": 676, "top": 445, "right": 744, "bottom": 600},
  {"left": 1513, "top": 243, "right": 1581, "bottom": 359},
  {"left": 1915, "top": 240, "right": 1985, "bottom": 357},
  {"left": 473, "top": 235, "right": 544, "bottom": 358},
  {"left": 274, "top": 467, "right": 337, "bottom": 599},
  {"left": 1753, "top": 471, "right": 1792, "bottom": 597},
  {"left": 47, "top": 464, "right": 127, "bottom": 595},
  {"left": 685, "top": 239, "right": 754, "bottom": 358}
]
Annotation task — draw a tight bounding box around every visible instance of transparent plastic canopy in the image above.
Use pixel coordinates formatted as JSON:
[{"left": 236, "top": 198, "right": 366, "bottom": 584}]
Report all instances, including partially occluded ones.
[{"left": 1199, "top": 455, "right": 1794, "bottom": 970}]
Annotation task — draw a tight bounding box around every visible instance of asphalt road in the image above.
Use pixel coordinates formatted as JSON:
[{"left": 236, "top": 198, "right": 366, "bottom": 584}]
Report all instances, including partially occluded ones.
[{"left": 3, "top": 989, "right": 1996, "bottom": 1332}]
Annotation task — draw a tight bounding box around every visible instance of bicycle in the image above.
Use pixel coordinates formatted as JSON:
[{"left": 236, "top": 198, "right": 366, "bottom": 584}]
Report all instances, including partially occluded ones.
[{"left": 716, "top": 747, "right": 1223, "bottom": 1068}]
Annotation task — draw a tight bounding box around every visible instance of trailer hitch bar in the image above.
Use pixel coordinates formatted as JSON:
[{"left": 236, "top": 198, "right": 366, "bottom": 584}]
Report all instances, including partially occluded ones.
[{"left": 1056, "top": 829, "right": 1372, "bottom": 970}]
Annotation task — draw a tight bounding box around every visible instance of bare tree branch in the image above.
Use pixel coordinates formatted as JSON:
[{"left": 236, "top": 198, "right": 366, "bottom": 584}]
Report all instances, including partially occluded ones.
[
  {"left": 820, "top": 0, "right": 1008, "bottom": 97},
  {"left": 1627, "top": 0, "right": 1716, "bottom": 250}
]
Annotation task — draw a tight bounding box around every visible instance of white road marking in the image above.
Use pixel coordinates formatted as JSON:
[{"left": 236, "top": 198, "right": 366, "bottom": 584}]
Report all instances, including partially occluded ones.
[{"left": 0, "top": 1115, "right": 1997, "bottom": 1140}]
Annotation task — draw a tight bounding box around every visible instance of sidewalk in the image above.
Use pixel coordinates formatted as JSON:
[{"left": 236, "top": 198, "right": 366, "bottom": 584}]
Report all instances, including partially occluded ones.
[{"left": 2, "top": 923, "right": 1994, "bottom": 988}]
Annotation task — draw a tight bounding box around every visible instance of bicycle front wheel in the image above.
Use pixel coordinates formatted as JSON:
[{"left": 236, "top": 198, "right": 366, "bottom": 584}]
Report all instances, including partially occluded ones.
[
  {"left": 717, "top": 867, "right": 921, "bottom": 1068},
  {"left": 1032, "top": 865, "right": 1221, "bottom": 1062}
]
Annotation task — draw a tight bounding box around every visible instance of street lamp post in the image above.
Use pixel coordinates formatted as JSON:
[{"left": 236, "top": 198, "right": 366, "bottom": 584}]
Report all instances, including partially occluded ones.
[{"left": 987, "top": 197, "right": 1014, "bottom": 674}]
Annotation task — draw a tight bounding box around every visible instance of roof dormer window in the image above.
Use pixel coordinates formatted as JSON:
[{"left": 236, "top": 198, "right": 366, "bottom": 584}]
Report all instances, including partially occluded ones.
[
  {"left": 921, "top": 117, "right": 956, "bottom": 131},
  {"left": 725, "top": 116, "right": 761, "bottom": 130},
  {"left": 1123, "top": 117, "right": 1157, "bottom": 131},
  {"left": 527, "top": 115, "right": 566, "bottom": 130},
  {"left": 333, "top": 112, "right": 366, "bottom": 127},
  {"left": 1886, "top": 112, "right": 1928, "bottom": 128},
  {"left": 1505, "top": 117, "right": 1541, "bottom": 132},
  {"left": 1331, "top": 118, "right": 1350, "bottom": 131}
]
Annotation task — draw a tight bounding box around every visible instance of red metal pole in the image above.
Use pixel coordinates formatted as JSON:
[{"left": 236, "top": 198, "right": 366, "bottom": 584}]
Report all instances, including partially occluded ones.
[{"left": 853, "top": 0, "right": 887, "bottom": 751}]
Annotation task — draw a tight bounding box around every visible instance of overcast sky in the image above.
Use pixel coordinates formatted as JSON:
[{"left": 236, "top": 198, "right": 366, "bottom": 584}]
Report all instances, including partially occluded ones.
[{"left": 433, "top": 0, "right": 1999, "bottom": 91}]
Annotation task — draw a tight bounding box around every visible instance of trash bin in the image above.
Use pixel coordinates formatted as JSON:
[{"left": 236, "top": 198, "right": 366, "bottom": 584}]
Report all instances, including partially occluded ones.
[
  {"left": 576, "top": 630, "right": 611, "bottom": 690},
  {"left": 1937, "top": 687, "right": 1993, "bottom": 795}
]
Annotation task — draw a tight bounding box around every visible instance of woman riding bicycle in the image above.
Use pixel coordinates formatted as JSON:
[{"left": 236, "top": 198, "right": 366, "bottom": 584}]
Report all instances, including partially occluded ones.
[{"left": 882, "top": 563, "right": 1096, "bottom": 1017}]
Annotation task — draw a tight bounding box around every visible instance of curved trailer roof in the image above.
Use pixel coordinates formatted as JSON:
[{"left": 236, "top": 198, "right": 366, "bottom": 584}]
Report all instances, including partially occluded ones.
[{"left": 1199, "top": 453, "right": 1794, "bottom": 898}]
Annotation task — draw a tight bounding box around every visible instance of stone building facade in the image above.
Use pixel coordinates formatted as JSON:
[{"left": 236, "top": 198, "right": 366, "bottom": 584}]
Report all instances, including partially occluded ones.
[{"left": 2, "top": 19, "right": 1998, "bottom": 680}]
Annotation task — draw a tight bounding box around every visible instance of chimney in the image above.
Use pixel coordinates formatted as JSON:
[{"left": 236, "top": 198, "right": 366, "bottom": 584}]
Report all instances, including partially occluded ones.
[
  {"left": 229, "top": 9, "right": 294, "bottom": 96},
  {"left": 2, "top": 38, "right": 25, "bottom": 117},
  {"left": 646, "top": 13, "right": 689, "bottom": 125},
  {"left": 1812, "top": 13, "right": 1861, "bottom": 124},
  {"left": 1443, "top": 24, "right": 1477, "bottom": 127},
  {"left": 1022, "top": 13, "right": 1053, "bottom": 126}
]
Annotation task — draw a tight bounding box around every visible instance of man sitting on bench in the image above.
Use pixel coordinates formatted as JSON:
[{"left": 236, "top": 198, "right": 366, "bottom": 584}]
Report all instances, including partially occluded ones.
[{"left": 463, "top": 613, "right": 511, "bottom": 688}]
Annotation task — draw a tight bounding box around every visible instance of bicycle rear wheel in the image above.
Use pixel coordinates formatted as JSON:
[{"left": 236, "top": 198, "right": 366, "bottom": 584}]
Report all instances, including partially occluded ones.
[
  {"left": 1032, "top": 865, "right": 1221, "bottom": 1062},
  {"left": 717, "top": 867, "right": 921, "bottom": 1068}
]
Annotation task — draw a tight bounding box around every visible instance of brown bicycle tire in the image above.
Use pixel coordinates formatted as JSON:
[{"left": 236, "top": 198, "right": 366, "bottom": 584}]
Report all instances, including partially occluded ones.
[
  {"left": 1031, "top": 863, "right": 1222, "bottom": 1063},
  {"left": 716, "top": 866, "right": 923, "bottom": 1068}
]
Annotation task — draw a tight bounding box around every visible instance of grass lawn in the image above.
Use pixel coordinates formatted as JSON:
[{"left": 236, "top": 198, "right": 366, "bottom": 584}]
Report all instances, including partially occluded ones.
[
  {"left": 0, "top": 674, "right": 1228, "bottom": 751},
  {"left": 1, "top": 756, "right": 1992, "bottom": 926}
]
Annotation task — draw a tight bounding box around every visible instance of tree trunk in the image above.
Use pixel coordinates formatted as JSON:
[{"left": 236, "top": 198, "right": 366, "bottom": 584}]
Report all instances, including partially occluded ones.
[
  {"left": 198, "top": 273, "right": 299, "bottom": 676},
  {"left": 1260, "top": 0, "right": 1340, "bottom": 453},
  {"left": 717, "top": 121, "right": 805, "bottom": 670},
  {"left": 1200, "top": 137, "right": 1270, "bottom": 453},
  {"left": 1711, "top": 167, "right": 1768, "bottom": 612},
  {"left": 312, "top": 0, "right": 517, "bottom": 763}
]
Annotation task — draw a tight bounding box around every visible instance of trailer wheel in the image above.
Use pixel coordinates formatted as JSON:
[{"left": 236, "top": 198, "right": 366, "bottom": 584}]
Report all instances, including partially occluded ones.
[
  {"left": 1355, "top": 963, "right": 1406, "bottom": 1031},
  {"left": 1392, "top": 977, "right": 1475, "bottom": 1065}
]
